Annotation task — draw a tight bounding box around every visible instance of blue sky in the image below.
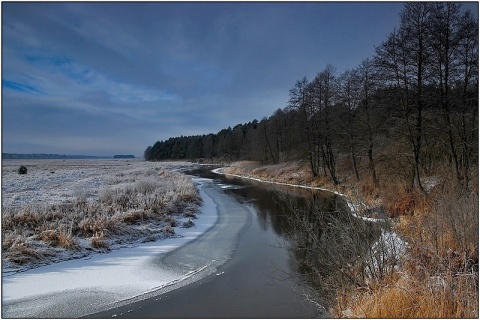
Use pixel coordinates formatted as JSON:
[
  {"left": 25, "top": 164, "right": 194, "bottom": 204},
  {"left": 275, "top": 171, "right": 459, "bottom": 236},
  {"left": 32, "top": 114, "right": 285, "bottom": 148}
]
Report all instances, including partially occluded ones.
[{"left": 2, "top": 2, "right": 478, "bottom": 156}]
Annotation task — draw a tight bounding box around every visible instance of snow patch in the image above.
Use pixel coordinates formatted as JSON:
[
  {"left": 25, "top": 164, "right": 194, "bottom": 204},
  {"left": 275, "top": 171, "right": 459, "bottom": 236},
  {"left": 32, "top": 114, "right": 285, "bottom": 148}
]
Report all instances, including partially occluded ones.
[{"left": 2, "top": 177, "right": 220, "bottom": 317}]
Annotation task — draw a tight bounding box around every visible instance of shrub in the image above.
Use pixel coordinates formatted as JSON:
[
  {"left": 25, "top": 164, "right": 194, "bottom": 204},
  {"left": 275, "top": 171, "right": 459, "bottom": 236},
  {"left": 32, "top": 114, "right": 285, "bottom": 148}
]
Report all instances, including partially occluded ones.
[
  {"left": 17, "top": 165, "right": 27, "bottom": 174},
  {"left": 165, "top": 216, "right": 178, "bottom": 227},
  {"left": 182, "top": 219, "right": 195, "bottom": 228},
  {"left": 163, "top": 225, "right": 175, "bottom": 235}
]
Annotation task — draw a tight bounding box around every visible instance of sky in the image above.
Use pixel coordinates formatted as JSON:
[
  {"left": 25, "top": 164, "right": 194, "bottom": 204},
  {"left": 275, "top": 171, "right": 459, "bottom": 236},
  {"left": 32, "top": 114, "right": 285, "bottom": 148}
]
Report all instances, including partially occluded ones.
[{"left": 2, "top": 2, "right": 478, "bottom": 157}]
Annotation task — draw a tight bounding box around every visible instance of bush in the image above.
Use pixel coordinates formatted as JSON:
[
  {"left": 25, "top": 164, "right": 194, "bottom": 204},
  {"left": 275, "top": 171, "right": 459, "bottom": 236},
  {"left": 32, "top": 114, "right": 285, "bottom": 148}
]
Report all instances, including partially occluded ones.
[
  {"left": 17, "top": 165, "right": 27, "bottom": 174},
  {"left": 182, "top": 219, "right": 195, "bottom": 228},
  {"left": 163, "top": 225, "right": 175, "bottom": 235}
]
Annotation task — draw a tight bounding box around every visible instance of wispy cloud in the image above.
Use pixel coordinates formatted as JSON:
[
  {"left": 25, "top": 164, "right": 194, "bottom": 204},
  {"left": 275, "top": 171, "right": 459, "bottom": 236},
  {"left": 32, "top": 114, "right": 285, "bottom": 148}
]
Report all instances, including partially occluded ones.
[
  {"left": 2, "top": 2, "right": 416, "bottom": 156},
  {"left": 3, "top": 80, "right": 44, "bottom": 95}
]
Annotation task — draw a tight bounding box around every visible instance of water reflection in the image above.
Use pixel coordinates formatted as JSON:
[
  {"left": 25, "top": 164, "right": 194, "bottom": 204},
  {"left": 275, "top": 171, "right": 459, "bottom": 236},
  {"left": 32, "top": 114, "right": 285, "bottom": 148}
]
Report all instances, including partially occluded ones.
[{"left": 186, "top": 166, "right": 384, "bottom": 311}]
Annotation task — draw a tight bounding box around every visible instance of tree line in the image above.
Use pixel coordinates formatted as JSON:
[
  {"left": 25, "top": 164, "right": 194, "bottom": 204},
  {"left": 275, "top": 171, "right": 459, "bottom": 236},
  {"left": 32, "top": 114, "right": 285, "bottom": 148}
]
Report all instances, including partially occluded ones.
[
  {"left": 2, "top": 153, "right": 109, "bottom": 160},
  {"left": 145, "top": 2, "right": 478, "bottom": 191}
]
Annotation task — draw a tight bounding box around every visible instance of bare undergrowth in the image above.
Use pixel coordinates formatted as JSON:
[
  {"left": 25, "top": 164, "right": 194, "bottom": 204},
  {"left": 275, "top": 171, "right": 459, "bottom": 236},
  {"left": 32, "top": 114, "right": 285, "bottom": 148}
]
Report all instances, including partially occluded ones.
[
  {"left": 2, "top": 160, "right": 201, "bottom": 272},
  {"left": 223, "top": 160, "right": 478, "bottom": 318},
  {"left": 225, "top": 161, "right": 315, "bottom": 185}
]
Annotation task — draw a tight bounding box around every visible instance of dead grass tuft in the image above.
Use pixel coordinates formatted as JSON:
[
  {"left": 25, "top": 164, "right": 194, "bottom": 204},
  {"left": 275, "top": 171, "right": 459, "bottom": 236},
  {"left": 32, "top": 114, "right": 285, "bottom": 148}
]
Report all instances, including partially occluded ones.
[
  {"left": 120, "top": 209, "right": 148, "bottom": 224},
  {"left": 90, "top": 232, "right": 109, "bottom": 249},
  {"left": 163, "top": 225, "right": 175, "bottom": 235},
  {"left": 6, "top": 241, "right": 43, "bottom": 265},
  {"left": 385, "top": 191, "right": 419, "bottom": 218}
]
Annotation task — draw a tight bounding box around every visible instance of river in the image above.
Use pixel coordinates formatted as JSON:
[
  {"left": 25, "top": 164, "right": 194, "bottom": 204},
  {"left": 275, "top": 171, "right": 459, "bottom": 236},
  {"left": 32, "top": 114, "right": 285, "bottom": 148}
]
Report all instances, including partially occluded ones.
[{"left": 87, "top": 166, "right": 348, "bottom": 318}]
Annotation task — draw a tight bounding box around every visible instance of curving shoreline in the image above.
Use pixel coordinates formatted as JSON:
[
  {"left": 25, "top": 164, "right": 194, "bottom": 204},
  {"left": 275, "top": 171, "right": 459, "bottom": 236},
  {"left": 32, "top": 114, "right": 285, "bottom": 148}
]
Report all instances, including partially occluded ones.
[
  {"left": 2, "top": 177, "right": 251, "bottom": 318},
  {"left": 212, "top": 167, "right": 386, "bottom": 223}
]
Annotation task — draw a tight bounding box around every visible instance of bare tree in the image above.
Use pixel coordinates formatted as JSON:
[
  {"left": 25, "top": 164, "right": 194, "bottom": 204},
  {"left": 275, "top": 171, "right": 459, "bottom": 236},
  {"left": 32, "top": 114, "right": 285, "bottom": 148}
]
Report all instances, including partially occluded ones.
[
  {"left": 358, "top": 58, "right": 379, "bottom": 186},
  {"left": 315, "top": 65, "right": 340, "bottom": 184},
  {"left": 455, "top": 9, "right": 479, "bottom": 189},
  {"left": 337, "top": 69, "right": 362, "bottom": 181},
  {"left": 375, "top": 3, "right": 434, "bottom": 192},
  {"left": 289, "top": 77, "right": 323, "bottom": 176},
  {"left": 428, "top": 3, "right": 466, "bottom": 184}
]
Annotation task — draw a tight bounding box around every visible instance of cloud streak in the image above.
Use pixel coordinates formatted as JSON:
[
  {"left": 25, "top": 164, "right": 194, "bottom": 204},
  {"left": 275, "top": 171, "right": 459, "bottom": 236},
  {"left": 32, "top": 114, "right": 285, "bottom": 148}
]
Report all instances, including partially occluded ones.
[{"left": 3, "top": 2, "right": 419, "bottom": 156}]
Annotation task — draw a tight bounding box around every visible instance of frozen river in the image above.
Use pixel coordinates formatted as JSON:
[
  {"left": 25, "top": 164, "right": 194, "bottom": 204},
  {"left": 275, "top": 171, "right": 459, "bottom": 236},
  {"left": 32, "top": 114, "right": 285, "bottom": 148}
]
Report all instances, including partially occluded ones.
[
  {"left": 2, "top": 177, "right": 253, "bottom": 318},
  {"left": 3, "top": 165, "right": 328, "bottom": 318}
]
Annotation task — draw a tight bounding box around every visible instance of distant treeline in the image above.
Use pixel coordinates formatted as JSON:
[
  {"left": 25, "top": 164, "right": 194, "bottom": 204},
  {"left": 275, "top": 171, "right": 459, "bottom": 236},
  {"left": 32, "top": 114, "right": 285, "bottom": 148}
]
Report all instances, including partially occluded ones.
[
  {"left": 113, "top": 155, "right": 135, "bottom": 159},
  {"left": 3, "top": 153, "right": 111, "bottom": 160},
  {"left": 145, "top": 3, "right": 478, "bottom": 191}
]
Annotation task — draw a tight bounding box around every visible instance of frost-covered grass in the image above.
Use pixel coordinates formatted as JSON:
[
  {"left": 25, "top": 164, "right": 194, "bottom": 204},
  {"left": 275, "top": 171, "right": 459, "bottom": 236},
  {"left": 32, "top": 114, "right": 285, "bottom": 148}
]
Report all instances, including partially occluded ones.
[{"left": 2, "top": 159, "right": 201, "bottom": 273}]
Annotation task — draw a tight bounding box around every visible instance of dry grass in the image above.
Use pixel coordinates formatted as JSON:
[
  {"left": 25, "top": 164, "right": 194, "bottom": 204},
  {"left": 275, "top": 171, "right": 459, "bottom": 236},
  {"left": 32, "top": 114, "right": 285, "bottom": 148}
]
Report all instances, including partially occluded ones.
[
  {"left": 2, "top": 160, "right": 201, "bottom": 270},
  {"left": 225, "top": 161, "right": 315, "bottom": 186},
  {"left": 224, "top": 160, "right": 478, "bottom": 318},
  {"left": 90, "top": 232, "right": 109, "bottom": 249},
  {"left": 40, "top": 228, "right": 79, "bottom": 250},
  {"left": 340, "top": 270, "right": 478, "bottom": 318},
  {"left": 334, "top": 164, "right": 479, "bottom": 318}
]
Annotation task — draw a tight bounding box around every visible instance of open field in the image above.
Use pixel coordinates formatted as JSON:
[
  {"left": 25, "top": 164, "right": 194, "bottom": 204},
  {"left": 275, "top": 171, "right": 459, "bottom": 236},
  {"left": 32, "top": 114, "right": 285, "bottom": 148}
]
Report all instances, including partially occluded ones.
[{"left": 2, "top": 159, "right": 201, "bottom": 273}]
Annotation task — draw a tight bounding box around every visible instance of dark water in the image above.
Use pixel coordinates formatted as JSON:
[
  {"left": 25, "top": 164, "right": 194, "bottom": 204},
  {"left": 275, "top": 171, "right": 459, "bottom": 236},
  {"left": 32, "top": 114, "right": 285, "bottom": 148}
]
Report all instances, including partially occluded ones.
[{"left": 87, "top": 167, "right": 346, "bottom": 318}]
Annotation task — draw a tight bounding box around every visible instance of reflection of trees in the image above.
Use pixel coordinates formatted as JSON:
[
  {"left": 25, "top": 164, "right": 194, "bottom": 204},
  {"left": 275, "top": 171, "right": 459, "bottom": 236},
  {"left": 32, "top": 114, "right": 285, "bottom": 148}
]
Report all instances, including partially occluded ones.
[
  {"left": 216, "top": 170, "right": 393, "bottom": 302},
  {"left": 227, "top": 183, "right": 298, "bottom": 235},
  {"left": 282, "top": 193, "right": 385, "bottom": 308},
  {"left": 226, "top": 179, "right": 343, "bottom": 239}
]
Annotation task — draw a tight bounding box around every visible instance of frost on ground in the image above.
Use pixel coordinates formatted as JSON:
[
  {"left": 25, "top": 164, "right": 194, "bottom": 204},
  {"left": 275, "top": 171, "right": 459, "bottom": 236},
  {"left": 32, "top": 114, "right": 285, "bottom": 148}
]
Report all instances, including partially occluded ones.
[
  {"left": 2, "top": 159, "right": 201, "bottom": 274},
  {"left": 2, "top": 166, "right": 250, "bottom": 318}
]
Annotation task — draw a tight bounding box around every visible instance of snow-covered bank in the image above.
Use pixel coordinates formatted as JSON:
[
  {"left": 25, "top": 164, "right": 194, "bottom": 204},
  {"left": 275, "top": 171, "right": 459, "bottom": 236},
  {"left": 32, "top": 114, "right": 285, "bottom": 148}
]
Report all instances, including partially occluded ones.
[
  {"left": 2, "top": 176, "right": 252, "bottom": 318},
  {"left": 2, "top": 159, "right": 201, "bottom": 273},
  {"left": 2, "top": 175, "right": 252, "bottom": 318},
  {"left": 3, "top": 179, "right": 216, "bottom": 301}
]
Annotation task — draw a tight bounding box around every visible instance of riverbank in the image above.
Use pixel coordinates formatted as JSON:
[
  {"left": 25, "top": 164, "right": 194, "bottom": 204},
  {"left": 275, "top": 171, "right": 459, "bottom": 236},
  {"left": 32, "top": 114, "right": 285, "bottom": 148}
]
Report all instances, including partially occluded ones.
[
  {"left": 2, "top": 175, "right": 254, "bottom": 318},
  {"left": 88, "top": 165, "right": 322, "bottom": 319},
  {"left": 2, "top": 159, "right": 200, "bottom": 274},
  {"left": 213, "top": 164, "right": 386, "bottom": 223},
  {"left": 219, "top": 160, "right": 478, "bottom": 318}
]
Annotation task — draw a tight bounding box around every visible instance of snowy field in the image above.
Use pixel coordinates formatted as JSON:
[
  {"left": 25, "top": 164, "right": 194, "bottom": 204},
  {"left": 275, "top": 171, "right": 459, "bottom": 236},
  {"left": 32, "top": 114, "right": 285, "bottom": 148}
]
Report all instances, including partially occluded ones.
[
  {"left": 2, "top": 159, "right": 196, "bottom": 208},
  {"left": 2, "top": 159, "right": 202, "bottom": 273},
  {"left": 2, "top": 159, "right": 251, "bottom": 317}
]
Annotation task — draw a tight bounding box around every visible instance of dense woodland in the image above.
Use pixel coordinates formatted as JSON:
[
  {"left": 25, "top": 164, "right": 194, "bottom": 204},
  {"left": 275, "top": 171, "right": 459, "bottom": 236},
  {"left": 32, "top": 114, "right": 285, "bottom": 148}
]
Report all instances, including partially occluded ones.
[{"left": 145, "top": 3, "right": 478, "bottom": 192}]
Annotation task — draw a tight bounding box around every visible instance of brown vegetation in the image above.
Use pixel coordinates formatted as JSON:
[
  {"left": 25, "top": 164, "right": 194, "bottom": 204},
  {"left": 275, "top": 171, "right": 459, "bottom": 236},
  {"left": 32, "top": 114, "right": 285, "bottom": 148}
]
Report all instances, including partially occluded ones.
[
  {"left": 143, "top": 3, "right": 477, "bottom": 316},
  {"left": 223, "top": 160, "right": 478, "bottom": 318}
]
